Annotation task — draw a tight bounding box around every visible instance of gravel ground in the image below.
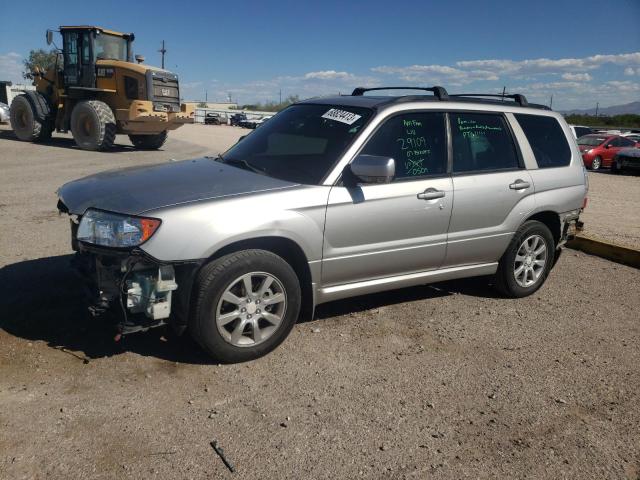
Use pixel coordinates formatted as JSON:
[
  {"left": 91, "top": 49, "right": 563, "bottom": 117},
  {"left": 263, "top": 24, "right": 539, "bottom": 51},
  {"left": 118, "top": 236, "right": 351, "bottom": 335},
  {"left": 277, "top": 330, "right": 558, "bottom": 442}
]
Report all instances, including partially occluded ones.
[
  {"left": 581, "top": 170, "right": 640, "bottom": 249},
  {"left": 1, "top": 124, "right": 639, "bottom": 479}
]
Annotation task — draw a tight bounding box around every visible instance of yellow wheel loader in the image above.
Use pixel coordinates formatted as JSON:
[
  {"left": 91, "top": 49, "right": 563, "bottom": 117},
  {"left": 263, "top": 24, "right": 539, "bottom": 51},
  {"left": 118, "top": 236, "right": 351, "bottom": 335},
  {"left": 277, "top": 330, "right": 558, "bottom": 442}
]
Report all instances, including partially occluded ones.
[{"left": 10, "top": 26, "right": 194, "bottom": 151}]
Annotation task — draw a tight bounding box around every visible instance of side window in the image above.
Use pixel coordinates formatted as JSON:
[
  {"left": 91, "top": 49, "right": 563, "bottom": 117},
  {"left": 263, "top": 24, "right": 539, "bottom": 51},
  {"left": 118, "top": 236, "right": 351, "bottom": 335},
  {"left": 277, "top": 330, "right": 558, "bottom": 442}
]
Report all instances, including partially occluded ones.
[
  {"left": 609, "top": 137, "right": 621, "bottom": 147},
  {"left": 619, "top": 137, "right": 635, "bottom": 147},
  {"left": 514, "top": 114, "right": 571, "bottom": 168},
  {"left": 81, "top": 32, "right": 91, "bottom": 64},
  {"left": 64, "top": 32, "right": 78, "bottom": 67},
  {"left": 450, "top": 113, "right": 519, "bottom": 173},
  {"left": 361, "top": 112, "right": 447, "bottom": 180}
]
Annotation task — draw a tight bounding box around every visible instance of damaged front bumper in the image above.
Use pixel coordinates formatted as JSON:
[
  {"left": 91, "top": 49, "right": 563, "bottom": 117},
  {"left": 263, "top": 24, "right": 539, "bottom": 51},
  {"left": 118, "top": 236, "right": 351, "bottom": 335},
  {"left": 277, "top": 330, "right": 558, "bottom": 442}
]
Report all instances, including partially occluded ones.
[{"left": 65, "top": 214, "right": 199, "bottom": 336}]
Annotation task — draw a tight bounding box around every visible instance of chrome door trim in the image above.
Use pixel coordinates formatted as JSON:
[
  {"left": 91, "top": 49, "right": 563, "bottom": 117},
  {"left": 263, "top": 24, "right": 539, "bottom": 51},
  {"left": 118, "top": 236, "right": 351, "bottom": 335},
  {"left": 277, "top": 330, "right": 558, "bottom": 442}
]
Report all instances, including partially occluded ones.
[{"left": 316, "top": 262, "right": 498, "bottom": 304}]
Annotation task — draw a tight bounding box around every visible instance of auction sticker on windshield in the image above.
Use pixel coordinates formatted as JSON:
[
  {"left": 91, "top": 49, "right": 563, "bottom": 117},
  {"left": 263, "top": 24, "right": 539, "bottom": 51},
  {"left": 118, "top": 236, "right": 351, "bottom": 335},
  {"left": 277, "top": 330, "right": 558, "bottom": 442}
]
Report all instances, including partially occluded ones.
[{"left": 322, "top": 108, "right": 362, "bottom": 125}]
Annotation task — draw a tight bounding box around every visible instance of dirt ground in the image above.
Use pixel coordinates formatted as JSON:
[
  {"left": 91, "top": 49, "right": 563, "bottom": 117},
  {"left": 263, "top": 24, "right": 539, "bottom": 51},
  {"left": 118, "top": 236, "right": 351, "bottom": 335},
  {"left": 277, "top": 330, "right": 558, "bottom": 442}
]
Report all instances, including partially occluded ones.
[
  {"left": 580, "top": 170, "right": 640, "bottom": 249},
  {"left": 1, "top": 124, "right": 639, "bottom": 479}
]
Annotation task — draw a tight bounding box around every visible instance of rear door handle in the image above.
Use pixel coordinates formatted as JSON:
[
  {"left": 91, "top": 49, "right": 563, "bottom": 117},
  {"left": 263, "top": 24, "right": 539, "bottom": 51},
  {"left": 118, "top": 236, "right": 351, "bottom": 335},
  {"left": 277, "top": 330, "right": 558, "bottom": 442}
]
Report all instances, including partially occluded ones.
[
  {"left": 417, "top": 188, "right": 446, "bottom": 200},
  {"left": 509, "top": 179, "right": 530, "bottom": 190}
]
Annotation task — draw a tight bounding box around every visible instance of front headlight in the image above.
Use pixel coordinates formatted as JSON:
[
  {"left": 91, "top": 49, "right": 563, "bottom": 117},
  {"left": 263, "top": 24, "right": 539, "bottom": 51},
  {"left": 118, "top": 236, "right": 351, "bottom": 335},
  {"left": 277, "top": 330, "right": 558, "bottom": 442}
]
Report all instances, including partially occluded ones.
[{"left": 77, "top": 209, "right": 161, "bottom": 247}]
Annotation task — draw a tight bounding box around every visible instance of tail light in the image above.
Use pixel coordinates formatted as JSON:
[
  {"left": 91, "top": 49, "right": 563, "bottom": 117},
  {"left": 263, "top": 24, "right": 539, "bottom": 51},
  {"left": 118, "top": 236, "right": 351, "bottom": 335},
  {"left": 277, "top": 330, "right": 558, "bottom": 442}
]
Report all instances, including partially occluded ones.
[{"left": 582, "top": 197, "right": 588, "bottom": 210}]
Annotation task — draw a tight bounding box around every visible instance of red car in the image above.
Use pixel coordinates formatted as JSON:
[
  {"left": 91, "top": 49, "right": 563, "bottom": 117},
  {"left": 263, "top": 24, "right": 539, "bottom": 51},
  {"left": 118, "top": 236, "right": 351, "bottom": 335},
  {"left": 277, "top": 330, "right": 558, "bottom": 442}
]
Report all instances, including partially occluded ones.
[{"left": 577, "top": 134, "right": 638, "bottom": 170}]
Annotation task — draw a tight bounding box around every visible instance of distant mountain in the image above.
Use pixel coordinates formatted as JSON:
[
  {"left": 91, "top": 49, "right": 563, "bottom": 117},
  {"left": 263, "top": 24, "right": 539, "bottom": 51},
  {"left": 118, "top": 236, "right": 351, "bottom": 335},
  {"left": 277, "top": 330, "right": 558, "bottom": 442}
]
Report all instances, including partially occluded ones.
[{"left": 562, "top": 101, "right": 640, "bottom": 116}]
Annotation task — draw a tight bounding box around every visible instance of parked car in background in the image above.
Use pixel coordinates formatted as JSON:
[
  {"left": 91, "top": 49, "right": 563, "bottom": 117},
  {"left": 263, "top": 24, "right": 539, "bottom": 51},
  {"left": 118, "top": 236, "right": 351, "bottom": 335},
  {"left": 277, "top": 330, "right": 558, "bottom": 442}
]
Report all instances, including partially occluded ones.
[
  {"left": 0, "top": 102, "right": 9, "bottom": 123},
  {"left": 204, "top": 113, "right": 225, "bottom": 125},
  {"left": 577, "top": 134, "right": 637, "bottom": 170},
  {"left": 56, "top": 86, "right": 587, "bottom": 362},
  {"left": 230, "top": 113, "right": 247, "bottom": 126},
  {"left": 239, "top": 116, "right": 267, "bottom": 129},
  {"left": 569, "top": 125, "right": 592, "bottom": 139},
  {"left": 621, "top": 133, "right": 640, "bottom": 143},
  {"left": 612, "top": 144, "right": 640, "bottom": 174}
]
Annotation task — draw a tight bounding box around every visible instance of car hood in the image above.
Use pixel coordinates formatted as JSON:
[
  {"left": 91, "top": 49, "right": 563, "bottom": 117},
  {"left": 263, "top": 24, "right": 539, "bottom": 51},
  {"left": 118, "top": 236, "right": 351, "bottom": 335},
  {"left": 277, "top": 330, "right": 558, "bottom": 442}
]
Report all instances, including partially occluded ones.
[{"left": 58, "top": 158, "right": 298, "bottom": 215}]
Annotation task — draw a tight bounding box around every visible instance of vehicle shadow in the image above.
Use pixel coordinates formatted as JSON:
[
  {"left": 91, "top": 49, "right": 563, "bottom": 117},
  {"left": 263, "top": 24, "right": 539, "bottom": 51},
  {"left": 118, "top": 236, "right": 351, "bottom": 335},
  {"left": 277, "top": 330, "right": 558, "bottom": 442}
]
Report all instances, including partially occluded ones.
[
  {"left": 0, "top": 255, "right": 210, "bottom": 364},
  {"left": 0, "top": 129, "right": 138, "bottom": 153},
  {"left": 0, "top": 255, "right": 501, "bottom": 364}
]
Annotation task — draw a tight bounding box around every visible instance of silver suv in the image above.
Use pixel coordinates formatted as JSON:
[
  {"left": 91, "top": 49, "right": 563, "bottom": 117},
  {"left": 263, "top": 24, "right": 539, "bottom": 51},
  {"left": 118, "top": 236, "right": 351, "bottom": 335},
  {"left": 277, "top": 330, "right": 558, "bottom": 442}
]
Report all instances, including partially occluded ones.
[{"left": 57, "top": 86, "right": 587, "bottom": 362}]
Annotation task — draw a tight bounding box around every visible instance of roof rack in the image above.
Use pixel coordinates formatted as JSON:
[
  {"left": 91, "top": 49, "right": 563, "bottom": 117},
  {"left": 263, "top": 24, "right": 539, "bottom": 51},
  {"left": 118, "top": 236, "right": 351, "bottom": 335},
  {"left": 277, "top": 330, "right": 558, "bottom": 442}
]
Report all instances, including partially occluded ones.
[
  {"left": 351, "top": 86, "right": 449, "bottom": 101},
  {"left": 450, "top": 93, "right": 529, "bottom": 107}
]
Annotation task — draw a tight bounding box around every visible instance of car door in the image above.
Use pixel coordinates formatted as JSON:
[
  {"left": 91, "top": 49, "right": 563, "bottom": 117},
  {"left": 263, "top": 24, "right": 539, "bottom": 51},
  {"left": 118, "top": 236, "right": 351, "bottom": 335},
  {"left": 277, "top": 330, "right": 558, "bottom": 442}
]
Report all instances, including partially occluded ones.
[
  {"left": 322, "top": 111, "right": 453, "bottom": 287},
  {"left": 444, "top": 111, "right": 535, "bottom": 267}
]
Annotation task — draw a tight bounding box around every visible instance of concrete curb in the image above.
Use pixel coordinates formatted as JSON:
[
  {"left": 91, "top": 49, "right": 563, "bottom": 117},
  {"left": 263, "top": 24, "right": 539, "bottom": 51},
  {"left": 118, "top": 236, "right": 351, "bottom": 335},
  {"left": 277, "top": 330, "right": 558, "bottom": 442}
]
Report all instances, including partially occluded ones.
[{"left": 566, "top": 234, "right": 640, "bottom": 269}]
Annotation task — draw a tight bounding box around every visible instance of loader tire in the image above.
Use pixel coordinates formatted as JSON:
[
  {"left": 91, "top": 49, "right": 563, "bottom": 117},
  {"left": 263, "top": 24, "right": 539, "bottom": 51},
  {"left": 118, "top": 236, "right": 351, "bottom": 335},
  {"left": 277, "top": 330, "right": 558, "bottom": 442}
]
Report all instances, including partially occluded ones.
[
  {"left": 70, "top": 100, "right": 116, "bottom": 151},
  {"left": 128, "top": 131, "right": 168, "bottom": 150},
  {"left": 9, "top": 93, "right": 53, "bottom": 142}
]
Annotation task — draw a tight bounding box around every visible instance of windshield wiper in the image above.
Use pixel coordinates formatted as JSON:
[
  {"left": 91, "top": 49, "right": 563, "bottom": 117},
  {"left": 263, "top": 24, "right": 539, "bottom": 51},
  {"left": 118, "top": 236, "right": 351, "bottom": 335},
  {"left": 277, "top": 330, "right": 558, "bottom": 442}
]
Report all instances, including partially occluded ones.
[{"left": 214, "top": 154, "right": 266, "bottom": 176}]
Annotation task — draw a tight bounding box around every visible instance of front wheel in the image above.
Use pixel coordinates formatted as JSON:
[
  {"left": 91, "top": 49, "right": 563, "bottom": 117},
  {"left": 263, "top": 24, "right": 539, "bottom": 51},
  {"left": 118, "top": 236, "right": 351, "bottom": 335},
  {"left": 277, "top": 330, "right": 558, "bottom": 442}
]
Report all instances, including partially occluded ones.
[
  {"left": 495, "top": 220, "right": 555, "bottom": 298},
  {"left": 190, "top": 250, "right": 301, "bottom": 363},
  {"left": 590, "top": 156, "right": 602, "bottom": 170},
  {"left": 129, "top": 131, "right": 168, "bottom": 150}
]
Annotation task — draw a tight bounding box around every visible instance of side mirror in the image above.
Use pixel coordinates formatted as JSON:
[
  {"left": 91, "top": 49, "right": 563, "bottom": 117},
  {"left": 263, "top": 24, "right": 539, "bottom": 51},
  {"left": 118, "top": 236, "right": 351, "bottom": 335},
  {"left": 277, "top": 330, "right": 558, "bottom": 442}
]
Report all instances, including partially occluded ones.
[
  {"left": 46, "top": 30, "right": 53, "bottom": 45},
  {"left": 237, "top": 135, "right": 246, "bottom": 142},
  {"left": 605, "top": 144, "right": 612, "bottom": 149},
  {"left": 349, "top": 155, "right": 395, "bottom": 184}
]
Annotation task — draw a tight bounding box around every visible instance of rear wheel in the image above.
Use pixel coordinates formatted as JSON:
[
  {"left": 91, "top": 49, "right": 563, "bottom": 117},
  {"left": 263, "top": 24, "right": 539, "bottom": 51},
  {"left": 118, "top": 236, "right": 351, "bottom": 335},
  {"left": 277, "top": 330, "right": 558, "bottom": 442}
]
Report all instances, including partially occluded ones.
[
  {"left": 495, "top": 220, "right": 555, "bottom": 298},
  {"left": 70, "top": 100, "right": 116, "bottom": 151},
  {"left": 9, "top": 93, "right": 53, "bottom": 142},
  {"left": 128, "top": 131, "right": 168, "bottom": 150},
  {"left": 590, "top": 156, "right": 602, "bottom": 170},
  {"left": 190, "top": 249, "right": 301, "bottom": 363}
]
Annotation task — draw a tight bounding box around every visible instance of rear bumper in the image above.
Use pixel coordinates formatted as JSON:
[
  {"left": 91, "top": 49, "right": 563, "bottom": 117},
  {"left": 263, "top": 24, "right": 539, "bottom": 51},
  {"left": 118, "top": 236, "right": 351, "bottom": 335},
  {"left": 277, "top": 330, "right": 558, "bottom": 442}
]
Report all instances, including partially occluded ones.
[{"left": 558, "top": 209, "right": 582, "bottom": 247}]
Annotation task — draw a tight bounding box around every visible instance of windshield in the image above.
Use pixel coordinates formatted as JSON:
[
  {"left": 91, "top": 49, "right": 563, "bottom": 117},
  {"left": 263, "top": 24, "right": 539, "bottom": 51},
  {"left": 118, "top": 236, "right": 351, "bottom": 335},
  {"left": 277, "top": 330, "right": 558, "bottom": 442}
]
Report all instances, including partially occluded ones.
[
  {"left": 221, "top": 104, "right": 373, "bottom": 184},
  {"left": 578, "top": 136, "right": 606, "bottom": 146},
  {"left": 95, "top": 33, "right": 128, "bottom": 61}
]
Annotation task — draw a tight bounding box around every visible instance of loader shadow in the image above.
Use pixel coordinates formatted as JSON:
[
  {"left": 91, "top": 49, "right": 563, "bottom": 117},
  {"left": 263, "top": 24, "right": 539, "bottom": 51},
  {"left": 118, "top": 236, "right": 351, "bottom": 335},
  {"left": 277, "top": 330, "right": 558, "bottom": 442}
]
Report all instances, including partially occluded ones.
[
  {"left": 0, "top": 130, "right": 138, "bottom": 153},
  {"left": 0, "top": 255, "right": 501, "bottom": 364}
]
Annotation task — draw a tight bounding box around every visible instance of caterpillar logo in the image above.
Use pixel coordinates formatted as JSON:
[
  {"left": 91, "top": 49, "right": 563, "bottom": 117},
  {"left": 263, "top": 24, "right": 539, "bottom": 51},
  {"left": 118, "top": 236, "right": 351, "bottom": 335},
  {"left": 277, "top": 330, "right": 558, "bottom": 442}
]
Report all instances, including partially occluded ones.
[{"left": 97, "top": 68, "right": 114, "bottom": 78}]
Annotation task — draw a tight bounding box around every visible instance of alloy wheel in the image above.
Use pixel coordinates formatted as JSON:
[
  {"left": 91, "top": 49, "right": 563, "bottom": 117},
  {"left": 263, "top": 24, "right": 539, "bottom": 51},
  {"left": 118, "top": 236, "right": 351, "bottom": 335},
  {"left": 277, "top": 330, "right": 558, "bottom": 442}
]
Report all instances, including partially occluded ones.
[
  {"left": 513, "top": 234, "right": 548, "bottom": 288},
  {"left": 215, "top": 272, "right": 287, "bottom": 347}
]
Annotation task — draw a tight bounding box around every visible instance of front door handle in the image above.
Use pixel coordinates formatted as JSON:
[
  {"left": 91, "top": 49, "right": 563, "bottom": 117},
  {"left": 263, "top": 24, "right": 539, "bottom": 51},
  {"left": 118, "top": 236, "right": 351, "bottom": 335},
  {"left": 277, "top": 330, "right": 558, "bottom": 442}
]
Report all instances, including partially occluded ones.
[
  {"left": 417, "top": 188, "right": 446, "bottom": 200},
  {"left": 509, "top": 179, "right": 530, "bottom": 190}
]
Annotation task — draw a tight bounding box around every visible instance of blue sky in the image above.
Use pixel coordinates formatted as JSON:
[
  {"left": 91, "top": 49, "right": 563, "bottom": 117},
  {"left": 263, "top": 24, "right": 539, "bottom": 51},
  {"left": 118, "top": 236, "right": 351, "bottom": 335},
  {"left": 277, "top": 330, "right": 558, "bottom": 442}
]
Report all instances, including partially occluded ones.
[{"left": 1, "top": 0, "right": 639, "bottom": 109}]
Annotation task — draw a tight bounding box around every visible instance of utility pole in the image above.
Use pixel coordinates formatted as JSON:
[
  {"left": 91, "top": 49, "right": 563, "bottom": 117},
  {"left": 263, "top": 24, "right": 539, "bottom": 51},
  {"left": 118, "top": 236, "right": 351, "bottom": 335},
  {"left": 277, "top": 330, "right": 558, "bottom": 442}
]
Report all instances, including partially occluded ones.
[
  {"left": 158, "top": 40, "right": 167, "bottom": 69},
  {"left": 205, "top": 91, "right": 208, "bottom": 102},
  {"left": 595, "top": 102, "right": 599, "bottom": 117},
  {"left": 549, "top": 94, "right": 553, "bottom": 109},
  {"left": 501, "top": 86, "right": 506, "bottom": 101},
  {"left": 279, "top": 89, "right": 282, "bottom": 104}
]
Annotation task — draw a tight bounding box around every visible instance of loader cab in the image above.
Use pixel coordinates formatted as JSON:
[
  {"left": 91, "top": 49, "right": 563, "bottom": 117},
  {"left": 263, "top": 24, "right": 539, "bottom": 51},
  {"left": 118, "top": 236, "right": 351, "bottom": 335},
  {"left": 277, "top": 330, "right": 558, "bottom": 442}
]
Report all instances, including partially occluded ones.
[{"left": 59, "top": 26, "right": 134, "bottom": 90}]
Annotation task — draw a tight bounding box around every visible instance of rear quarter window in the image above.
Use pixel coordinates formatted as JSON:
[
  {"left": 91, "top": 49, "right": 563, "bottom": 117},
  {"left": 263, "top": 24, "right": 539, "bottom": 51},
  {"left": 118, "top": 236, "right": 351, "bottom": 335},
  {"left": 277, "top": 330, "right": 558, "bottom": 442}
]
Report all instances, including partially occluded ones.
[{"left": 515, "top": 114, "right": 572, "bottom": 168}]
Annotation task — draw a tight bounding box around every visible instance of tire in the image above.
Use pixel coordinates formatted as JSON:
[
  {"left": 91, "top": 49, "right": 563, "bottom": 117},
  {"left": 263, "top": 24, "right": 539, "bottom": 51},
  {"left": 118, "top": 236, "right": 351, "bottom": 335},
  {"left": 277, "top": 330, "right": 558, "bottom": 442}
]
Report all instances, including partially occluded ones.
[
  {"left": 590, "top": 156, "right": 602, "bottom": 170},
  {"left": 494, "top": 220, "right": 555, "bottom": 298},
  {"left": 70, "top": 100, "right": 116, "bottom": 151},
  {"left": 190, "top": 249, "right": 301, "bottom": 363},
  {"left": 9, "top": 93, "right": 53, "bottom": 142},
  {"left": 128, "top": 131, "right": 168, "bottom": 150},
  {"left": 610, "top": 158, "right": 620, "bottom": 174}
]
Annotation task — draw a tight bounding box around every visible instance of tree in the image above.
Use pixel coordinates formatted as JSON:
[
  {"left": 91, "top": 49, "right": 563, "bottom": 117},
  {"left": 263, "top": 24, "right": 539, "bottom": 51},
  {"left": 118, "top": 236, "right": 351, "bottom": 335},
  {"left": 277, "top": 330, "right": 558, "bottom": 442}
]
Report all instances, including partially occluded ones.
[
  {"left": 197, "top": 102, "right": 208, "bottom": 108},
  {"left": 23, "top": 49, "right": 59, "bottom": 80}
]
